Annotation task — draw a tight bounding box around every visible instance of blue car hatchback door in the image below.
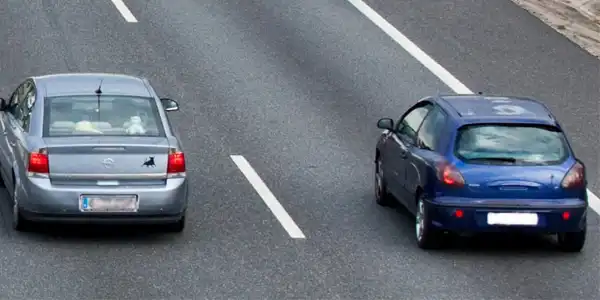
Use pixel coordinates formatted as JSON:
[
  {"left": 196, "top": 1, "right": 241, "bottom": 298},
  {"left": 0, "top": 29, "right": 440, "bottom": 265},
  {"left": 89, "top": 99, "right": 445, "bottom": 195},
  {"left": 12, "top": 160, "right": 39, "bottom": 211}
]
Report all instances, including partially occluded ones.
[{"left": 374, "top": 94, "right": 587, "bottom": 252}]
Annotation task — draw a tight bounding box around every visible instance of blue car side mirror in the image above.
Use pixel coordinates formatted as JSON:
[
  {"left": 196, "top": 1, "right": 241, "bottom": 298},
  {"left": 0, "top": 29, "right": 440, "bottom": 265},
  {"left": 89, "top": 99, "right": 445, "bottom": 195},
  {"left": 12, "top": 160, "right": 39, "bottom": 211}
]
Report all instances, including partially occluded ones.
[{"left": 377, "top": 118, "right": 394, "bottom": 130}]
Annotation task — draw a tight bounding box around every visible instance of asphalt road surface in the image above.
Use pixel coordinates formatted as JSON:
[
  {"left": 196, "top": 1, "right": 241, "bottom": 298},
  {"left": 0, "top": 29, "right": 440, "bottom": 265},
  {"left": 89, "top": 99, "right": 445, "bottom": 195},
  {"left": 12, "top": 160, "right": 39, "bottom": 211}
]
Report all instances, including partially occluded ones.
[{"left": 0, "top": 0, "right": 599, "bottom": 299}]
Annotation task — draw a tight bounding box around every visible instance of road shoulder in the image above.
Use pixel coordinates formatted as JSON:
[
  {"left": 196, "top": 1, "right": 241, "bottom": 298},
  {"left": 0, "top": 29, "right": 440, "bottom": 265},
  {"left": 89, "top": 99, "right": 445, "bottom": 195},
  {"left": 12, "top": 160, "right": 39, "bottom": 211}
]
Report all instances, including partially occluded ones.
[{"left": 511, "top": 0, "right": 600, "bottom": 58}]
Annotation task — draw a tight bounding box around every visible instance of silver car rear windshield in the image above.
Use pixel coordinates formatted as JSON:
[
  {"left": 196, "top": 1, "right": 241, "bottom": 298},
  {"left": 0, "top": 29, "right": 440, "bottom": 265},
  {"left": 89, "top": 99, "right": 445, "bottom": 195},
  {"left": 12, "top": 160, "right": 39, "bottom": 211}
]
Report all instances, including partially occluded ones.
[
  {"left": 454, "top": 124, "right": 570, "bottom": 166},
  {"left": 43, "top": 95, "right": 165, "bottom": 137}
]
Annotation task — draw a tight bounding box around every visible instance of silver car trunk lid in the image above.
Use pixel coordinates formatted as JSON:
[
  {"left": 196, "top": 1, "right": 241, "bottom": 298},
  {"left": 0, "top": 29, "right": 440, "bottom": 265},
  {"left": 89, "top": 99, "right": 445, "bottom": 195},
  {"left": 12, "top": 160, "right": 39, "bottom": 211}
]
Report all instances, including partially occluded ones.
[{"left": 43, "top": 136, "right": 170, "bottom": 182}]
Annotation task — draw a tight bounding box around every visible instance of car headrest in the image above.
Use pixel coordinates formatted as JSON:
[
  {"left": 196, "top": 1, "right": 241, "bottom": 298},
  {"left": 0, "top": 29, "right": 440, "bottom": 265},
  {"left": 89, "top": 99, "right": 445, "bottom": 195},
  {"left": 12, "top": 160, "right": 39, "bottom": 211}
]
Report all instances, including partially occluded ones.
[{"left": 91, "top": 122, "right": 112, "bottom": 129}]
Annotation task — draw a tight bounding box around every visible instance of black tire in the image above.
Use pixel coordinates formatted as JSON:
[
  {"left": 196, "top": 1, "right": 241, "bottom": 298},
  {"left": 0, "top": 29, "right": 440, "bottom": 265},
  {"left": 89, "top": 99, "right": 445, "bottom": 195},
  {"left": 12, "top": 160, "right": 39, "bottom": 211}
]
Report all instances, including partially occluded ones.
[
  {"left": 557, "top": 225, "right": 586, "bottom": 253},
  {"left": 12, "top": 208, "right": 32, "bottom": 232},
  {"left": 415, "top": 194, "right": 446, "bottom": 249},
  {"left": 375, "top": 157, "right": 395, "bottom": 207},
  {"left": 164, "top": 214, "right": 186, "bottom": 233},
  {"left": 12, "top": 184, "right": 33, "bottom": 232},
  {"left": 0, "top": 162, "right": 5, "bottom": 188}
]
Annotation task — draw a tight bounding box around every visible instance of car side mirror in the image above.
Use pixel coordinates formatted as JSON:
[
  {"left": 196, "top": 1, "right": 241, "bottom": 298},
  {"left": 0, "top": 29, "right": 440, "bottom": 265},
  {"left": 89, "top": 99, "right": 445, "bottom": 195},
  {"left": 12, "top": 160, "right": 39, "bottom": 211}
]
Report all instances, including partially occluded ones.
[
  {"left": 376, "top": 118, "right": 394, "bottom": 130},
  {"left": 160, "top": 98, "right": 179, "bottom": 112}
]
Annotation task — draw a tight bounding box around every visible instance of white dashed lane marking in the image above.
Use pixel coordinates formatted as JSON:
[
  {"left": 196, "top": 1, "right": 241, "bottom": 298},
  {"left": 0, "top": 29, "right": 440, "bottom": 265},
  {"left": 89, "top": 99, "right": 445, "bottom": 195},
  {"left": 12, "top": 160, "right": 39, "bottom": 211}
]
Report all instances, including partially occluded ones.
[
  {"left": 110, "top": 0, "right": 138, "bottom": 23},
  {"left": 231, "top": 155, "right": 306, "bottom": 239}
]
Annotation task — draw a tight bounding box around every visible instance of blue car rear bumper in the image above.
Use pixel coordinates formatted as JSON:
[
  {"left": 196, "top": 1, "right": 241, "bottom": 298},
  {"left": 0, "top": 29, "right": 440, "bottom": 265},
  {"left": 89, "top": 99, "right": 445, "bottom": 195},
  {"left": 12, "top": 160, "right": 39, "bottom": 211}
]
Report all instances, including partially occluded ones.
[{"left": 425, "top": 197, "right": 587, "bottom": 234}]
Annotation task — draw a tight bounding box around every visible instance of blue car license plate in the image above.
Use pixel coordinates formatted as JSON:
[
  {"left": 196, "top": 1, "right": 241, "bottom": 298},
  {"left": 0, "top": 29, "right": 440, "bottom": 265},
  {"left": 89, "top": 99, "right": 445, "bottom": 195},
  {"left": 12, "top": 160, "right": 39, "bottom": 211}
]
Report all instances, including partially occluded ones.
[
  {"left": 487, "top": 212, "right": 538, "bottom": 226},
  {"left": 79, "top": 195, "right": 139, "bottom": 212}
]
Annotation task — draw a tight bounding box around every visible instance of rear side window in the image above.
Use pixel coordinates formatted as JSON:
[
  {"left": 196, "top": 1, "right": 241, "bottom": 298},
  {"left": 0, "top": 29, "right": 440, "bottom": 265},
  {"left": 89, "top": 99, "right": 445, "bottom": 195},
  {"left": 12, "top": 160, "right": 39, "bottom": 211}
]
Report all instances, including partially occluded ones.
[
  {"left": 397, "top": 103, "right": 433, "bottom": 143},
  {"left": 417, "top": 106, "right": 447, "bottom": 152},
  {"left": 455, "top": 124, "right": 569, "bottom": 165},
  {"left": 43, "top": 95, "right": 165, "bottom": 137}
]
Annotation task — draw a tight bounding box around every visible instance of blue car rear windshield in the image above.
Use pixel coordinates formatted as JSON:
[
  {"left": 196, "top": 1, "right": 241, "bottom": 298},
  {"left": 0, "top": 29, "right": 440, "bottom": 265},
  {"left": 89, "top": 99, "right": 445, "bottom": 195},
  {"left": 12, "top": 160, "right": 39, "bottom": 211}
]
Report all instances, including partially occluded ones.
[
  {"left": 43, "top": 95, "right": 165, "bottom": 137},
  {"left": 455, "top": 124, "right": 569, "bottom": 165}
]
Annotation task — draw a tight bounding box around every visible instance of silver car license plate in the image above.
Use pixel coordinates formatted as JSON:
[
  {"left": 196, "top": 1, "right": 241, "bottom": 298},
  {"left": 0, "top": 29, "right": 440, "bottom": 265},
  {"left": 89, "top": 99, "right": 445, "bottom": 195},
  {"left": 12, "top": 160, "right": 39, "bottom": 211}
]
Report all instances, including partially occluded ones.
[{"left": 79, "top": 195, "right": 139, "bottom": 212}]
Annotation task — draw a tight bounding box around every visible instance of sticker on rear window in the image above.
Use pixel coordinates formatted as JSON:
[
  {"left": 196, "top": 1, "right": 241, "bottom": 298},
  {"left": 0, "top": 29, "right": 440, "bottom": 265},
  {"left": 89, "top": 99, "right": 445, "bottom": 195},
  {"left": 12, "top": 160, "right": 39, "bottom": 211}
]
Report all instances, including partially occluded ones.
[
  {"left": 488, "top": 97, "right": 512, "bottom": 103},
  {"left": 492, "top": 105, "right": 529, "bottom": 115}
]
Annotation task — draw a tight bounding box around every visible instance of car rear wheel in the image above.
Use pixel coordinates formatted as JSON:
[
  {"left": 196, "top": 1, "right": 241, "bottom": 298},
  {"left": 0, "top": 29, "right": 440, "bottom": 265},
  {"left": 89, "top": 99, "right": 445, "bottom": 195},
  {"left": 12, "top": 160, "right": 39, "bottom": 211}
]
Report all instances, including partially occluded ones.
[
  {"left": 12, "top": 183, "right": 33, "bottom": 232},
  {"left": 415, "top": 195, "right": 446, "bottom": 249},
  {"left": 0, "top": 169, "right": 5, "bottom": 188},
  {"left": 375, "top": 158, "right": 395, "bottom": 207},
  {"left": 557, "top": 225, "right": 586, "bottom": 252},
  {"left": 164, "top": 214, "right": 186, "bottom": 233}
]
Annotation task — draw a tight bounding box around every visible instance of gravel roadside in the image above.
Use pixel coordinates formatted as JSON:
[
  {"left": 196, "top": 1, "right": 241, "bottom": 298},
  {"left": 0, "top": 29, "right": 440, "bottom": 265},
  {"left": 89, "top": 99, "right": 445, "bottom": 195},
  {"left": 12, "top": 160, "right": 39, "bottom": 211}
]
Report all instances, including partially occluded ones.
[{"left": 511, "top": 0, "right": 600, "bottom": 58}]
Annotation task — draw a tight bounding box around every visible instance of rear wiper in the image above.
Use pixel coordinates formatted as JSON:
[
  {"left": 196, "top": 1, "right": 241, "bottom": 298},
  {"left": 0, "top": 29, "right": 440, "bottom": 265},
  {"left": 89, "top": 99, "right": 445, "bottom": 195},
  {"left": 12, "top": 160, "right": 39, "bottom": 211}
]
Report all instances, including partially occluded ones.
[{"left": 468, "top": 157, "right": 517, "bottom": 163}]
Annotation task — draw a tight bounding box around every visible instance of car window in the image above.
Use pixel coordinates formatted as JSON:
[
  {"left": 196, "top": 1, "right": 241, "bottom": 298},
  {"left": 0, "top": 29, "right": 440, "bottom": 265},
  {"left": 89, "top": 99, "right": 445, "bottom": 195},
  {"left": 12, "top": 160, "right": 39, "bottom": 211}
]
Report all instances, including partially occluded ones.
[
  {"left": 12, "top": 81, "right": 35, "bottom": 131},
  {"left": 417, "top": 106, "right": 447, "bottom": 152},
  {"left": 7, "top": 83, "right": 24, "bottom": 117},
  {"left": 15, "top": 87, "right": 35, "bottom": 131},
  {"left": 43, "top": 95, "right": 165, "bottom": 137},
  {"left": 397, "top": 103, "right": 433, "bottom": 143},
  {"left": 455, "top": 124, "right": 569, "bottom": 165}
]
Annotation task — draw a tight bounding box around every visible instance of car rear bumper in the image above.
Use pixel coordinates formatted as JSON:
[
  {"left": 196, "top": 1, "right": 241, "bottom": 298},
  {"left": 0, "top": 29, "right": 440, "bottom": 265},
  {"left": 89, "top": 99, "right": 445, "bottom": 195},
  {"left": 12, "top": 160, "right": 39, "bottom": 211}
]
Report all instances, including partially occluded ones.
[
  {"left": 20, "top": 210, "right": 184, "bottom": 224},
  {"left": 425, "top": 197, "right": 587, "bottom": 234},
  {"left": 18, "top": 177, "right": 188, "bottom": 224}
]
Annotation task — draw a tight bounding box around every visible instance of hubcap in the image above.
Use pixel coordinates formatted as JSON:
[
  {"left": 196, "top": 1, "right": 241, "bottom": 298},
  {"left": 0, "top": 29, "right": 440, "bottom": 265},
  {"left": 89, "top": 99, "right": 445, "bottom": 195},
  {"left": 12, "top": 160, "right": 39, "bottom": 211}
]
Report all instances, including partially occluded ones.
[
  {"left": 416, "top": 199, "right": 425, "bottom": 241},
  {"left": 12, "top": 187, "right": 18, "bottom": 225}
]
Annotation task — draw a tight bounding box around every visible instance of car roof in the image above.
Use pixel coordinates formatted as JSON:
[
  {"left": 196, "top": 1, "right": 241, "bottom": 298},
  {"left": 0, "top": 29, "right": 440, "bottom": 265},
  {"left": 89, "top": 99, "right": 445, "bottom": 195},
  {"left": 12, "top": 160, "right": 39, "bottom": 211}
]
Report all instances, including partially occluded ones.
[
  {"left": 33, "top": 73, "right": 151, "bottom": 98},
  {"left": 434, "top": 94, "right": 558, "bottom": 127}
]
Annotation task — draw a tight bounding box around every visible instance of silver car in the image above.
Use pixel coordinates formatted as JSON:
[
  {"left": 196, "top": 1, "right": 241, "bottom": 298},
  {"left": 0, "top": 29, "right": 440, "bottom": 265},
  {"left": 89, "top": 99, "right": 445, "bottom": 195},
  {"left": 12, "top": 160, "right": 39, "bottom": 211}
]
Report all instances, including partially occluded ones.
[{"left": 0, "top": 73, "right": 189, "bottom": 232}]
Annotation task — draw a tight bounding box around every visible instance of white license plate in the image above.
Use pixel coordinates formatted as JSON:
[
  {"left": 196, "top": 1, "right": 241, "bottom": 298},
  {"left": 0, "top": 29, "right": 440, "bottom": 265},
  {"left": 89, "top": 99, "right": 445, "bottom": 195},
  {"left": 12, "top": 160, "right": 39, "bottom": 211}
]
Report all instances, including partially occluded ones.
[
  {"left": 79, "top": 195, "right": 139, "bottom": 212},
  {"left": 487, "top": 212, "right": 538, "bottom": 226}
]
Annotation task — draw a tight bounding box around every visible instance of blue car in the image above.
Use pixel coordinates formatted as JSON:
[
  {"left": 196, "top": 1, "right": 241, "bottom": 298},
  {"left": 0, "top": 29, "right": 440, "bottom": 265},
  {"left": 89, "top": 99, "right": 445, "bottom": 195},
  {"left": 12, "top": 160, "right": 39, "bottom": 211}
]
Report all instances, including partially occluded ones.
[{"left": 374, "top": 94, "right": 587, "bottom": 252}]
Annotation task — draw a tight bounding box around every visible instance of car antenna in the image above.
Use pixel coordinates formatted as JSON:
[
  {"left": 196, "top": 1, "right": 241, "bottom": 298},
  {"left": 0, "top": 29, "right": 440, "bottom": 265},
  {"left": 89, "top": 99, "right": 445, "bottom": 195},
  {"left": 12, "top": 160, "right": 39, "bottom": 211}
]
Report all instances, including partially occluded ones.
[{"left": 95, "top": 79, "right": 103, "bottom": 121}]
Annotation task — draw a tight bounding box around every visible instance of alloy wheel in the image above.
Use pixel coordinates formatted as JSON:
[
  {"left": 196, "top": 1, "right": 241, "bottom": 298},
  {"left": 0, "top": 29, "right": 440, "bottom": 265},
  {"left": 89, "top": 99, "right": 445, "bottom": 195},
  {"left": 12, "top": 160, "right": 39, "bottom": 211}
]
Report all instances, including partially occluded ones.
[
  {"left": 375, "top": 160, "right": 383, "bottom": 200},
  {"left": 416, "top": 199, "right": 424, "bottom": 241},
  {"left": 12, "top": 185, "right": 19, "bottom": 227}
]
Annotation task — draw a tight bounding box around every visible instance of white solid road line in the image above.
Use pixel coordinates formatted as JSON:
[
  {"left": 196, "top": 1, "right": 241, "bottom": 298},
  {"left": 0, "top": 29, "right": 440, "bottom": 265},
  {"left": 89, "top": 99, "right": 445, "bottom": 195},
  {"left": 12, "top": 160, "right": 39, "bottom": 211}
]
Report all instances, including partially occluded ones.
[
  {"left": 345, "top": 0, "right": 600, "bottom": 214},
  {"left": 230, "top": 155, "right": 306, "bottom": 239},
  {"left": 344, "top": 0, "right": 471, "bottom": 94},
  {"left": 110, "top": 0, "right": 138, "bottom": 23}
]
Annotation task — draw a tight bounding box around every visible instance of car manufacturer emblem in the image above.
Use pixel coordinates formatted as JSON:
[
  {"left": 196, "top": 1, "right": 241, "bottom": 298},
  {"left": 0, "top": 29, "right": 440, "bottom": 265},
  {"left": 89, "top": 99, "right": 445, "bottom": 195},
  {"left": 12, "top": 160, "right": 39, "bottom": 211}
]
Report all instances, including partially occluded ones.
[{"left": 102, "top": 158, "right": 115, "bottom": 168}]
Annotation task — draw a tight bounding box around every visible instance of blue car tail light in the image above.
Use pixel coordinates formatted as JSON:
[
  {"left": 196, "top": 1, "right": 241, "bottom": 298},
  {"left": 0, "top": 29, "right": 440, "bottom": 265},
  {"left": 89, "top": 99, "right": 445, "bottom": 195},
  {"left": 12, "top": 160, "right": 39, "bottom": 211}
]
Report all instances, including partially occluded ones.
[
  {"left": 561, "top": 161, "right": 585, "bottom": 189},
  {"left": 436, "top": 161, "right": 465, "bottom": 188}
]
